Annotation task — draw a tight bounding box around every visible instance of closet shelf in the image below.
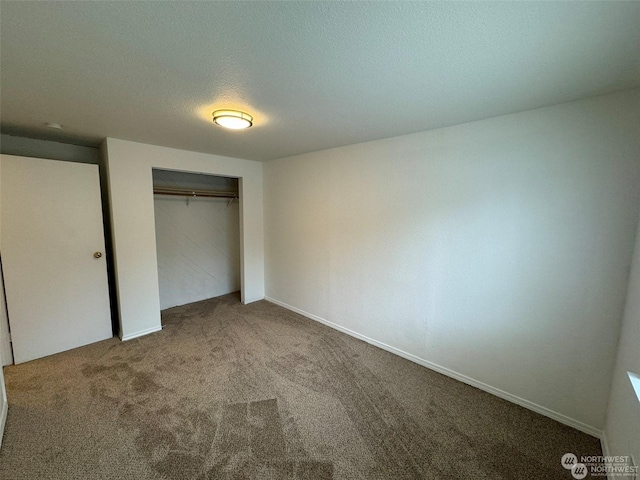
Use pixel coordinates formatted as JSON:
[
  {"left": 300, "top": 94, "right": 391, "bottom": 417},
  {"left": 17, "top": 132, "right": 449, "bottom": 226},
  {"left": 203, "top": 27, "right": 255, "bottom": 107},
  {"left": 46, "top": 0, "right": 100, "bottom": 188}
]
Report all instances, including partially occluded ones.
[{"left": 153, "top": 187, "right": 238, "bottom": 199}]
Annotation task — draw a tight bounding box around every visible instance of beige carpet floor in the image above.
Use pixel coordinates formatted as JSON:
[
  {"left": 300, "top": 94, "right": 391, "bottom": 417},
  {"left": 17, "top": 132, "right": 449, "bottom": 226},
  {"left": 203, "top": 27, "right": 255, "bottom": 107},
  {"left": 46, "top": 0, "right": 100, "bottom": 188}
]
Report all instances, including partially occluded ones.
[{"left": 0, "top": 293, "right": 602, "bottom": 479}]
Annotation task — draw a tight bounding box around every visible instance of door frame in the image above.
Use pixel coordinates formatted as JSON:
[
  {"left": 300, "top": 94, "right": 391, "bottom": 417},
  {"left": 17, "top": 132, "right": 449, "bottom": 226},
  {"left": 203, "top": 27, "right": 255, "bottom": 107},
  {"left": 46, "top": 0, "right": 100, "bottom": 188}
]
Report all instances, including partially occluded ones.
[
  {"left": 0, "top": 262, "right": 11, "bottom": 367},
  {"left": 0, "top": 153, "right": 13, "bottom": 366}
]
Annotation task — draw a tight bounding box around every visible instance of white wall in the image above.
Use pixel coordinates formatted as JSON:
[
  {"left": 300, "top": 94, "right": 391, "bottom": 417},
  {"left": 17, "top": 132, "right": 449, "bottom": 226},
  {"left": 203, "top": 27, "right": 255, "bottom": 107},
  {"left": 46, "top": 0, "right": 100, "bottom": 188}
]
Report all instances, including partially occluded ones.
[
  {"left": 105, "top": 138, "right": 264, "bottom": 340},
  {"left": 264, "top": 89, "right": 640, "bottom": 434},
  {"left": 604, "top": 210, "right": 640, "bottom": 477},
  {"left": 154, "top": 196, "right": 240, "bottom": 309}
]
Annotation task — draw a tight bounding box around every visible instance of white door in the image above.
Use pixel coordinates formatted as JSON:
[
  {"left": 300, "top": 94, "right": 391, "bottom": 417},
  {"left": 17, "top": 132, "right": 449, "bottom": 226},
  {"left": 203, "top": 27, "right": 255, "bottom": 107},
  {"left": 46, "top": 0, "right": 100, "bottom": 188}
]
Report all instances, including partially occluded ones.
[{"left": 0, "top": 155, "right": 112, "bottom": 364}]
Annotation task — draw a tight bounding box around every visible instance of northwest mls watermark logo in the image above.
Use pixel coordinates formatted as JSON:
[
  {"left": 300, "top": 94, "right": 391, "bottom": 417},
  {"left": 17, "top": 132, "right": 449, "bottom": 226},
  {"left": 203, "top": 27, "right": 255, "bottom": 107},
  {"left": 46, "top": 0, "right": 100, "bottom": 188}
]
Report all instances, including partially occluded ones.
[
  {"left": 562, "top": 452, "right": 638, "bottom": 478},
  {"left": 561, "top": 454, "right": 588, "bottom": 479}
]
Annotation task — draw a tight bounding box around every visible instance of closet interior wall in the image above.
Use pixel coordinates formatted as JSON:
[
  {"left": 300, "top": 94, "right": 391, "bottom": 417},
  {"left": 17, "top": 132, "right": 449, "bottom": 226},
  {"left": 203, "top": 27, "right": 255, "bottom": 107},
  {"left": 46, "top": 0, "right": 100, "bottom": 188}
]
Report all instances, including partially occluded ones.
[{"left": 152, "top": 169, "right": 240, "bottom": 310}]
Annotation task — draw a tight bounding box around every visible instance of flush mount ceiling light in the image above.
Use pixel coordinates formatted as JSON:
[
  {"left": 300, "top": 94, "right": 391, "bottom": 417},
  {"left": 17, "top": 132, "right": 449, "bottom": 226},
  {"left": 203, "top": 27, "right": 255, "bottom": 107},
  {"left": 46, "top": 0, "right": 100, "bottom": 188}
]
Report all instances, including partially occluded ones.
[{"left": 212, "top": 110, "right": 253, "bottom": 130}]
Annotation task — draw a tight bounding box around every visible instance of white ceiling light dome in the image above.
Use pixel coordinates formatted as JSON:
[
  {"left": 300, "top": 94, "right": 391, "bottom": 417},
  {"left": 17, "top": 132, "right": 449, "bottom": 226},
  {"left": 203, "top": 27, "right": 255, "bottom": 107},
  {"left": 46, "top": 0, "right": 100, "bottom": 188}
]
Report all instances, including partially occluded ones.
[{"left": 212, "top": 110, "right": 253, "bottom": 130}]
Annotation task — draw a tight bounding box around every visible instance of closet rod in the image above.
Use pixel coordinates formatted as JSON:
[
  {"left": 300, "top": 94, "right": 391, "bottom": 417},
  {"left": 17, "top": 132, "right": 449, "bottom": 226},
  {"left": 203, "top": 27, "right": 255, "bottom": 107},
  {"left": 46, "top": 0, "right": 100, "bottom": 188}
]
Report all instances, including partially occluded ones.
[{"left": 153, "top": 187, "right": 238, "bottom": 199}]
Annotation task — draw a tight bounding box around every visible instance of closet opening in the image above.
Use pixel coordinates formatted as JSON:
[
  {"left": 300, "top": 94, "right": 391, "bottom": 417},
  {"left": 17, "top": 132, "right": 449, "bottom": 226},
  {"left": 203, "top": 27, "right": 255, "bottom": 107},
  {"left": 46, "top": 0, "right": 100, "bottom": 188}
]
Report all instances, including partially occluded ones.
[{"left": 152, "top": 168, "right": 241, "bottom": 310}]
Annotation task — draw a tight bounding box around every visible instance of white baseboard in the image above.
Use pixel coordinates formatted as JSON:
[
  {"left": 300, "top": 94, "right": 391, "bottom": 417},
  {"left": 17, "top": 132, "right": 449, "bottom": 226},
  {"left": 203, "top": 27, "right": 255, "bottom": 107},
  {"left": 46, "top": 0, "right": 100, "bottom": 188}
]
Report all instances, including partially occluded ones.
[
  {"left": 243, "top": 296, "right": 265, "bottom": 305},
  {"left": 265, "top": 296, "right": 603, "bottom": 439},
  {"left": 601, "top": 431, "right": 611, "bottom": 456},
  {"left": 120, "top": 325, "right": 163, "bottom": 341}
]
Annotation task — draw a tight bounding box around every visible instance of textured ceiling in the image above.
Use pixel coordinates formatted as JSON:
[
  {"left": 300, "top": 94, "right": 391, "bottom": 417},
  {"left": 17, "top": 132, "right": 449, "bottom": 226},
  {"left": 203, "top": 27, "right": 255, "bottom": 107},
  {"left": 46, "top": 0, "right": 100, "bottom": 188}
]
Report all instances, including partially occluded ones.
[{"left": 1, "top": 1, "right": 639, "bottom": 162}]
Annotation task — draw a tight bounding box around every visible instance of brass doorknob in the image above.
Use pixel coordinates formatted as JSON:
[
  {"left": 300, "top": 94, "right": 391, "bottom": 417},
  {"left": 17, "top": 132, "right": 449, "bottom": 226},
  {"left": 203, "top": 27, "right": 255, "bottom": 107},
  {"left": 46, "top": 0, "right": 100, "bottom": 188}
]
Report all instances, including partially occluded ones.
[{"left": 93, "top": 252, "right": 103, "bottom": 259}]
